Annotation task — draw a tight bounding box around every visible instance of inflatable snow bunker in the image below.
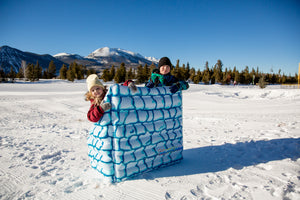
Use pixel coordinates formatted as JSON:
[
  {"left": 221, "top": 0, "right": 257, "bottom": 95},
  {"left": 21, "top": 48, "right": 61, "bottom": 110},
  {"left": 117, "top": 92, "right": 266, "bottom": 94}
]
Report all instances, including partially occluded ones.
[{"left": 87, "top": 84, "right": 183, "bottom": 182}]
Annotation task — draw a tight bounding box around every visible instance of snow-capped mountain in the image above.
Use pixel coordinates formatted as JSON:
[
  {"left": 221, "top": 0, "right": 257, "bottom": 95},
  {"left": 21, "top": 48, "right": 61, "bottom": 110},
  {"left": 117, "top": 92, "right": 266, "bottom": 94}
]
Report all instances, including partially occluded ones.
[
  {"left": 0, "top": 45, "right": 158, "bottom": 74},
  {"left": 86, "top": 47, "right": 158, "bottom": 67},
  {"left": 53, "top": 52, "right": 99, "bottom": 67},
  {"left": 0, "top": 45, "right": 65, "bottom": 74},
  {"left": 53, "top": 47, "right": 158, "bottom": 69},
  {"left": 87, "top": 47, "right": 144, "bottom": 59},
  {"left": 54, "top": 53, "right": 84, "bottom": 60}
]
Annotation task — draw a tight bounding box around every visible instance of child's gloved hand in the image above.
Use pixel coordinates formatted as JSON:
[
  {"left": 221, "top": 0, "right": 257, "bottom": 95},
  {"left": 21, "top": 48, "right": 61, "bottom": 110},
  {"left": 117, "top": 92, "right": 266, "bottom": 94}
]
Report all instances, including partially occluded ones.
[
  {"left": 170, "top": 83, "right": 180, "bottom": 93},
  {"left": 128, "top": 81, "right": 137, "bottom": 93},
  {"left": 100, "top": 100, "right": 111, "bottom": 112},
  {"left": 145, "top": 81, "right": 154, "bottom": 88}
]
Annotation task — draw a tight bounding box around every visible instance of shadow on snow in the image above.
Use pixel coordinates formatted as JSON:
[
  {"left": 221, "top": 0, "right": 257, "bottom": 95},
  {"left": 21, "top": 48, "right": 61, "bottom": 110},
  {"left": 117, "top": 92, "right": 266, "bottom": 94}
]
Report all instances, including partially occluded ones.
[{"left": 138, "top": 137, "right": 300, "bottom": 179}]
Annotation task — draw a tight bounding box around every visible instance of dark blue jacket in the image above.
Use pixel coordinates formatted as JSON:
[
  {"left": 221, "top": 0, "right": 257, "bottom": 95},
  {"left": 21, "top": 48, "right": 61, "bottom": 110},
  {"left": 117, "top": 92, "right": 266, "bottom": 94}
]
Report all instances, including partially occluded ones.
[{"left": 145, "top": 70, "right": 189, "bottom": 91}]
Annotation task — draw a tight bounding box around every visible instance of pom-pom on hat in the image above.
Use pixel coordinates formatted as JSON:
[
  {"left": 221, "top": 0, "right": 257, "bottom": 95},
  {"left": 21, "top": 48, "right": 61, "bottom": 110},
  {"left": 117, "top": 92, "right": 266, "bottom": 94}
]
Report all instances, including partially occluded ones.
[
  {"left": 86, "top": 74, "right": 104, "bottom": 92},
  {"left": 158, "top": 57, "right": 172, "bottom": 68}
]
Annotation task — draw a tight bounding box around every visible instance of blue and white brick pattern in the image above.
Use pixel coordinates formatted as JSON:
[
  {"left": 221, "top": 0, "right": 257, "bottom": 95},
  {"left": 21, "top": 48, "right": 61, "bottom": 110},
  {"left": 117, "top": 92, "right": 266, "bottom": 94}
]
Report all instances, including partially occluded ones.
[{"left": 87, "top": 84, "right": 183, "bottom": 182}]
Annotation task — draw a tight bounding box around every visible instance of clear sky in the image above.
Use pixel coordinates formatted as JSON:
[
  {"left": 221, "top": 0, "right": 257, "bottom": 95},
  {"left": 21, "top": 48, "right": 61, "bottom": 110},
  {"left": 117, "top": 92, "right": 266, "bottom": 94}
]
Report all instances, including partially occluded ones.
[{"left": 1, "top": 0, "right": 299, "bottom": 74}]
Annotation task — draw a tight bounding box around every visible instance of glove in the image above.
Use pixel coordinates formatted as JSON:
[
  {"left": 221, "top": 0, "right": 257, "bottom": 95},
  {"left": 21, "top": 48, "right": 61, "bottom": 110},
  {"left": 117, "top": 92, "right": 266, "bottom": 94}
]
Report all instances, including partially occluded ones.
[
  {"left": 128, "top": 82, "right": 137, "bottom": 93},
  {"left": 145, "top": 81, "right": 154, "bottom": 88},
  {"left": 170, "top": 83, "right": 180, "bottom": 93},
  {"left": 100, "top": 100, "right": 111, "bottom": 112}
]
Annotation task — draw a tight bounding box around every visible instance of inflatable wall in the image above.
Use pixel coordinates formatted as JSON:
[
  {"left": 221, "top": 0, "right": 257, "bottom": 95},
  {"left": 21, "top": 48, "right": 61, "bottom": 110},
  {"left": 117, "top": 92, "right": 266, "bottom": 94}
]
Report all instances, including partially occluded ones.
[{"left": 87, "top": 84, "right": 183, "bottom": 182}]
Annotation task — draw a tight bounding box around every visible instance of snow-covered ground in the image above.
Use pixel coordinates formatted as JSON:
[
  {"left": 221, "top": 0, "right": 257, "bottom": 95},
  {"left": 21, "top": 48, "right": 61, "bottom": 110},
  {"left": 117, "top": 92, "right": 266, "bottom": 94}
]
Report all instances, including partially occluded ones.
[{"left": 0, "top": 80, "right": 299, "bottom": 200}]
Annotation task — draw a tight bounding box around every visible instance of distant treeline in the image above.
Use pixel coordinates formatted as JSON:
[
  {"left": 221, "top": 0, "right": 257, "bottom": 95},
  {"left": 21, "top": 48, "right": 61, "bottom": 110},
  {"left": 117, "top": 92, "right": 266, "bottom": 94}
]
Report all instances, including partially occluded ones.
[
  {"left": 0, "top": 59, "right": 298, "bottom": 85},
  {"left": 101, "top": 59, "right": 299, "bottom": 85},
  {"left": 0, "top": 60, "right": 96, "bottom": 82}
]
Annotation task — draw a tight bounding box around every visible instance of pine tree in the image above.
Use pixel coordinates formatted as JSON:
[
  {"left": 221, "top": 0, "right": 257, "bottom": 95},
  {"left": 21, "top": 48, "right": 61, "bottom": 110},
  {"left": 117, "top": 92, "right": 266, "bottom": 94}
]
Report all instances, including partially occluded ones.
[
  {"left": 120, "top": 63, "right": 126, "bottom": 82},
  {"left": 136, "top": 64, "right": 144, "bottom": 84},
  {"left": 67, "top": 64, "right": 75, "bottom": 82},
  {"left": 189, "top": 67, "right": 196, "bottom": 82},
  {"left": 8, "top": 66, "right": 16, "bottom": 82},
  {"left": 59, "top": 64, "right": 68, "bottom": 79},
  {"left": 34, "top": 61, "right": 43, "bottom": 80},
  {"left": 184, "top": 62, "right": 190, "bottom": 81},
  {"left": 25, "top": 63, "right": 35, "bottom": 82},
  {"left": 43, "top": 69, "right": 48, "bottom": 79},
  {"left": 68, "top": 61, "right": 84, "bottom": 80},
  {"left": 110, "top": 65, "right": 115, "bottom": 81},
  {"left": 16, "top": 66, "right": 24, "bottom": 79},
  {"left": 222, "top": 68, "right": 231, "bottom": 85},
  {"left": 143, "top": 64, "right": 150, "bottom": 80},
  {"left": 172, "top": 60, "right": 184, "bottom": 80},
  {"left": 282, "top": 74, "right": 287, "bottom": 84},
  {"left": 202, "top": 61, "right": 212, "bottom": 84},
  {"left": 114, "top": 67, "right": 122, "bottom": 83},
  {"left": 48, "top": 60, "right": 56, "bottom": 79},
  {"left": 213, "top": 60, "right": 223, "bottom": 83},
  {"left": 76, "top": 66, "right": 84, "bottom": 80},
  {"left": 202, "top": 71, "right": 210, "bottom": 84},
  {"left": 193, "top": 69, "right": 201, "bottom": 84},
  {"left": 202, "top": 62, "right": 211, "bottom": 84},
  {"left": 149, "top": 63, "right": 156, "bottom": 75},
  {"left": 181, "top": 64, "right": 186, "bottom": 80},
  {"left": 101, "top": 69, "right": 111, "bottom": 82},
  {"left": 114, "top": 63, "right": 126, "bottom": 83},
  {"left": 0, "top": 68, "right": 6, "bottom": 82},
  {"left": 127, "top": 67, "right": 135, "bottom": 80},
  {"left": 86, "top": 68, "right": 96, "bottom": 76},
  {"left": 242, "top": 66, "right": 251, "bottom": 84},
  {"left": 232, "top": 66, "right": 237, "bottom": 81},
  {"left": 234, "top": 70, "right": 240, "bottom": 84}
]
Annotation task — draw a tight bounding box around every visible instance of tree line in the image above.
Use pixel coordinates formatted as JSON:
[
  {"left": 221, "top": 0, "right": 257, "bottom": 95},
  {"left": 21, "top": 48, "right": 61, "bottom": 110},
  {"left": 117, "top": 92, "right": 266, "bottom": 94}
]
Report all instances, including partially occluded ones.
[
  {"left": 101, "top": 59, "right": 298, "bottom": 86},
  {"left": 0, "top": 60, "right": 96, "bottom": 82},
  {"left": 0, "top": 59, "right": 298, "bottom": 86}
]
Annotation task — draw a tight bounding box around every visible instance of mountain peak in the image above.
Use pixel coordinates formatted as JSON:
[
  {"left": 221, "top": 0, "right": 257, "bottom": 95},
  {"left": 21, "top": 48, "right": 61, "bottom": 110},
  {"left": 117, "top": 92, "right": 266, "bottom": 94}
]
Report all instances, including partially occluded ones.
[
  {"left": 0, "top": 45, "right": 158, "bottom": 74},
  {"left": 0, "top": 45, "right": 19, "bottom": 53},
  {"left": 86, "top": 47, "right": 158, "bottom": 66},
  {"left": 0, "top": 45, "right": 65, "bottom": 74},
  {"left": 53, "top": 52, "right": 71, "bottom": 57},
  {"left": 88, "top": 47, "right": 140, "bottom": 58},
  {"left": 53, "top": 52, "right": 84, "bottom": 60},
  {"left": 90, "top": 47, "right": 114, "bottom": 57}
]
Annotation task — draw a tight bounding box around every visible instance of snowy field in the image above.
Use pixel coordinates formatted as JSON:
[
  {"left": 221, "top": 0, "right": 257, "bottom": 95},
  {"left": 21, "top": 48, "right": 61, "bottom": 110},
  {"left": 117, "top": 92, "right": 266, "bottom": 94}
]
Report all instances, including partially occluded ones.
[{"left": 0, "top": 79, "right": 299, "bottom": 200}]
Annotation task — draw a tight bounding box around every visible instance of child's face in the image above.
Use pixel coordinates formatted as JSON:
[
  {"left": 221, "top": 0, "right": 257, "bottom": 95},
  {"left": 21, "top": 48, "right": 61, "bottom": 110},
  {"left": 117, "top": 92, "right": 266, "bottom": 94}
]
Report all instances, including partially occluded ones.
[
  {"left": 160, "top": 65, "right": 170, "bottom": 75},
  {"left": 91, "top": 86, "right": 104, "bottom": 98}
]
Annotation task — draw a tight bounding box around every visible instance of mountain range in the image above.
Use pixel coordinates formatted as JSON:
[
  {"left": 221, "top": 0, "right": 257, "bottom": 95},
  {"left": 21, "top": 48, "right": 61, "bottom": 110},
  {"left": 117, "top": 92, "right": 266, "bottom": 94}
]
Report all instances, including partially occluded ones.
[
  {"left": 0, "top": 46, "right": 65, "bottom": 74},
  {"left": 0, "top": 45, "right": 158, "bottom": 74}
]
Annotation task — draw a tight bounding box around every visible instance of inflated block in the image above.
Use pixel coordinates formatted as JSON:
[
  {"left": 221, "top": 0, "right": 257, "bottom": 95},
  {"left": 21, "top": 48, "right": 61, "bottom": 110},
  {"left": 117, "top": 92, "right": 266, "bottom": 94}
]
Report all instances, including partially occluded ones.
[{"left": 87, "top": 84, "right": 183, "bottom": 182}]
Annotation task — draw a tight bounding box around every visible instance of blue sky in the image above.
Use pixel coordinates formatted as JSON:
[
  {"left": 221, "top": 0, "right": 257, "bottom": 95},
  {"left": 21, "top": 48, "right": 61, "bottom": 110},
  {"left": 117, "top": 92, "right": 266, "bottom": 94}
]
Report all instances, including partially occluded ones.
[{"left": 1, "top": 0, "right": 299, "bottom": 74}]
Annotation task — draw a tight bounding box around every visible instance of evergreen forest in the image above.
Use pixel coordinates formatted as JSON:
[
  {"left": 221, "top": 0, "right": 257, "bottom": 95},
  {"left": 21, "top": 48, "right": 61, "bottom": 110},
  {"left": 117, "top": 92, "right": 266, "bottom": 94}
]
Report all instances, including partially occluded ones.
[{"left": 0, "top": 59, "right": 298, "bottom": 87}]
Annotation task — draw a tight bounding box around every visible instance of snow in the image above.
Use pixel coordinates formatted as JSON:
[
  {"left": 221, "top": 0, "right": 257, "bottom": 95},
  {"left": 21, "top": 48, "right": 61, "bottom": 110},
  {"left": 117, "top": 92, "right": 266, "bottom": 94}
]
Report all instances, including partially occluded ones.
[
  {"left": 87, "top": 47, "right": 135, "bottom": 58},
  {"left": 53, "top": 53, "right": 84, "bottom": 60},
  {"left": 90, "top": 47, "right": 112, "bottom": 57},
  {"left": 0, "top": 80, "right": 299, "bottom": 199},
  {"left": 145, "top": 56, "right": 159, "bottom": 63},
  {"left": 86, "top": 47, "right": 158, "bottom": 63},
  {"left": 53, "top": 53, "right": 71, "bottom": 57}
]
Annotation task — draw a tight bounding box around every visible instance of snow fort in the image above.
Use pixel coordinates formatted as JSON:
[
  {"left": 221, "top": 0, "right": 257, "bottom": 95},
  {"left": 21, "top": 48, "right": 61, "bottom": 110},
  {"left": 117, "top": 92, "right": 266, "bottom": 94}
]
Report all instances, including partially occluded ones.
[{"left": 87, "top": 84, "right": 183, "bottom": 182}]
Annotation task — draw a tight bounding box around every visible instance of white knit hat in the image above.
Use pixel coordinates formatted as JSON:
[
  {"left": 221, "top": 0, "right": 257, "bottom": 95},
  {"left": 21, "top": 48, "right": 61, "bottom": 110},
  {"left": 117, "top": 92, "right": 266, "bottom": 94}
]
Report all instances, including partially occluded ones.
[{"left": 86, "top": 74, "right": 104, "bottom": 92}]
